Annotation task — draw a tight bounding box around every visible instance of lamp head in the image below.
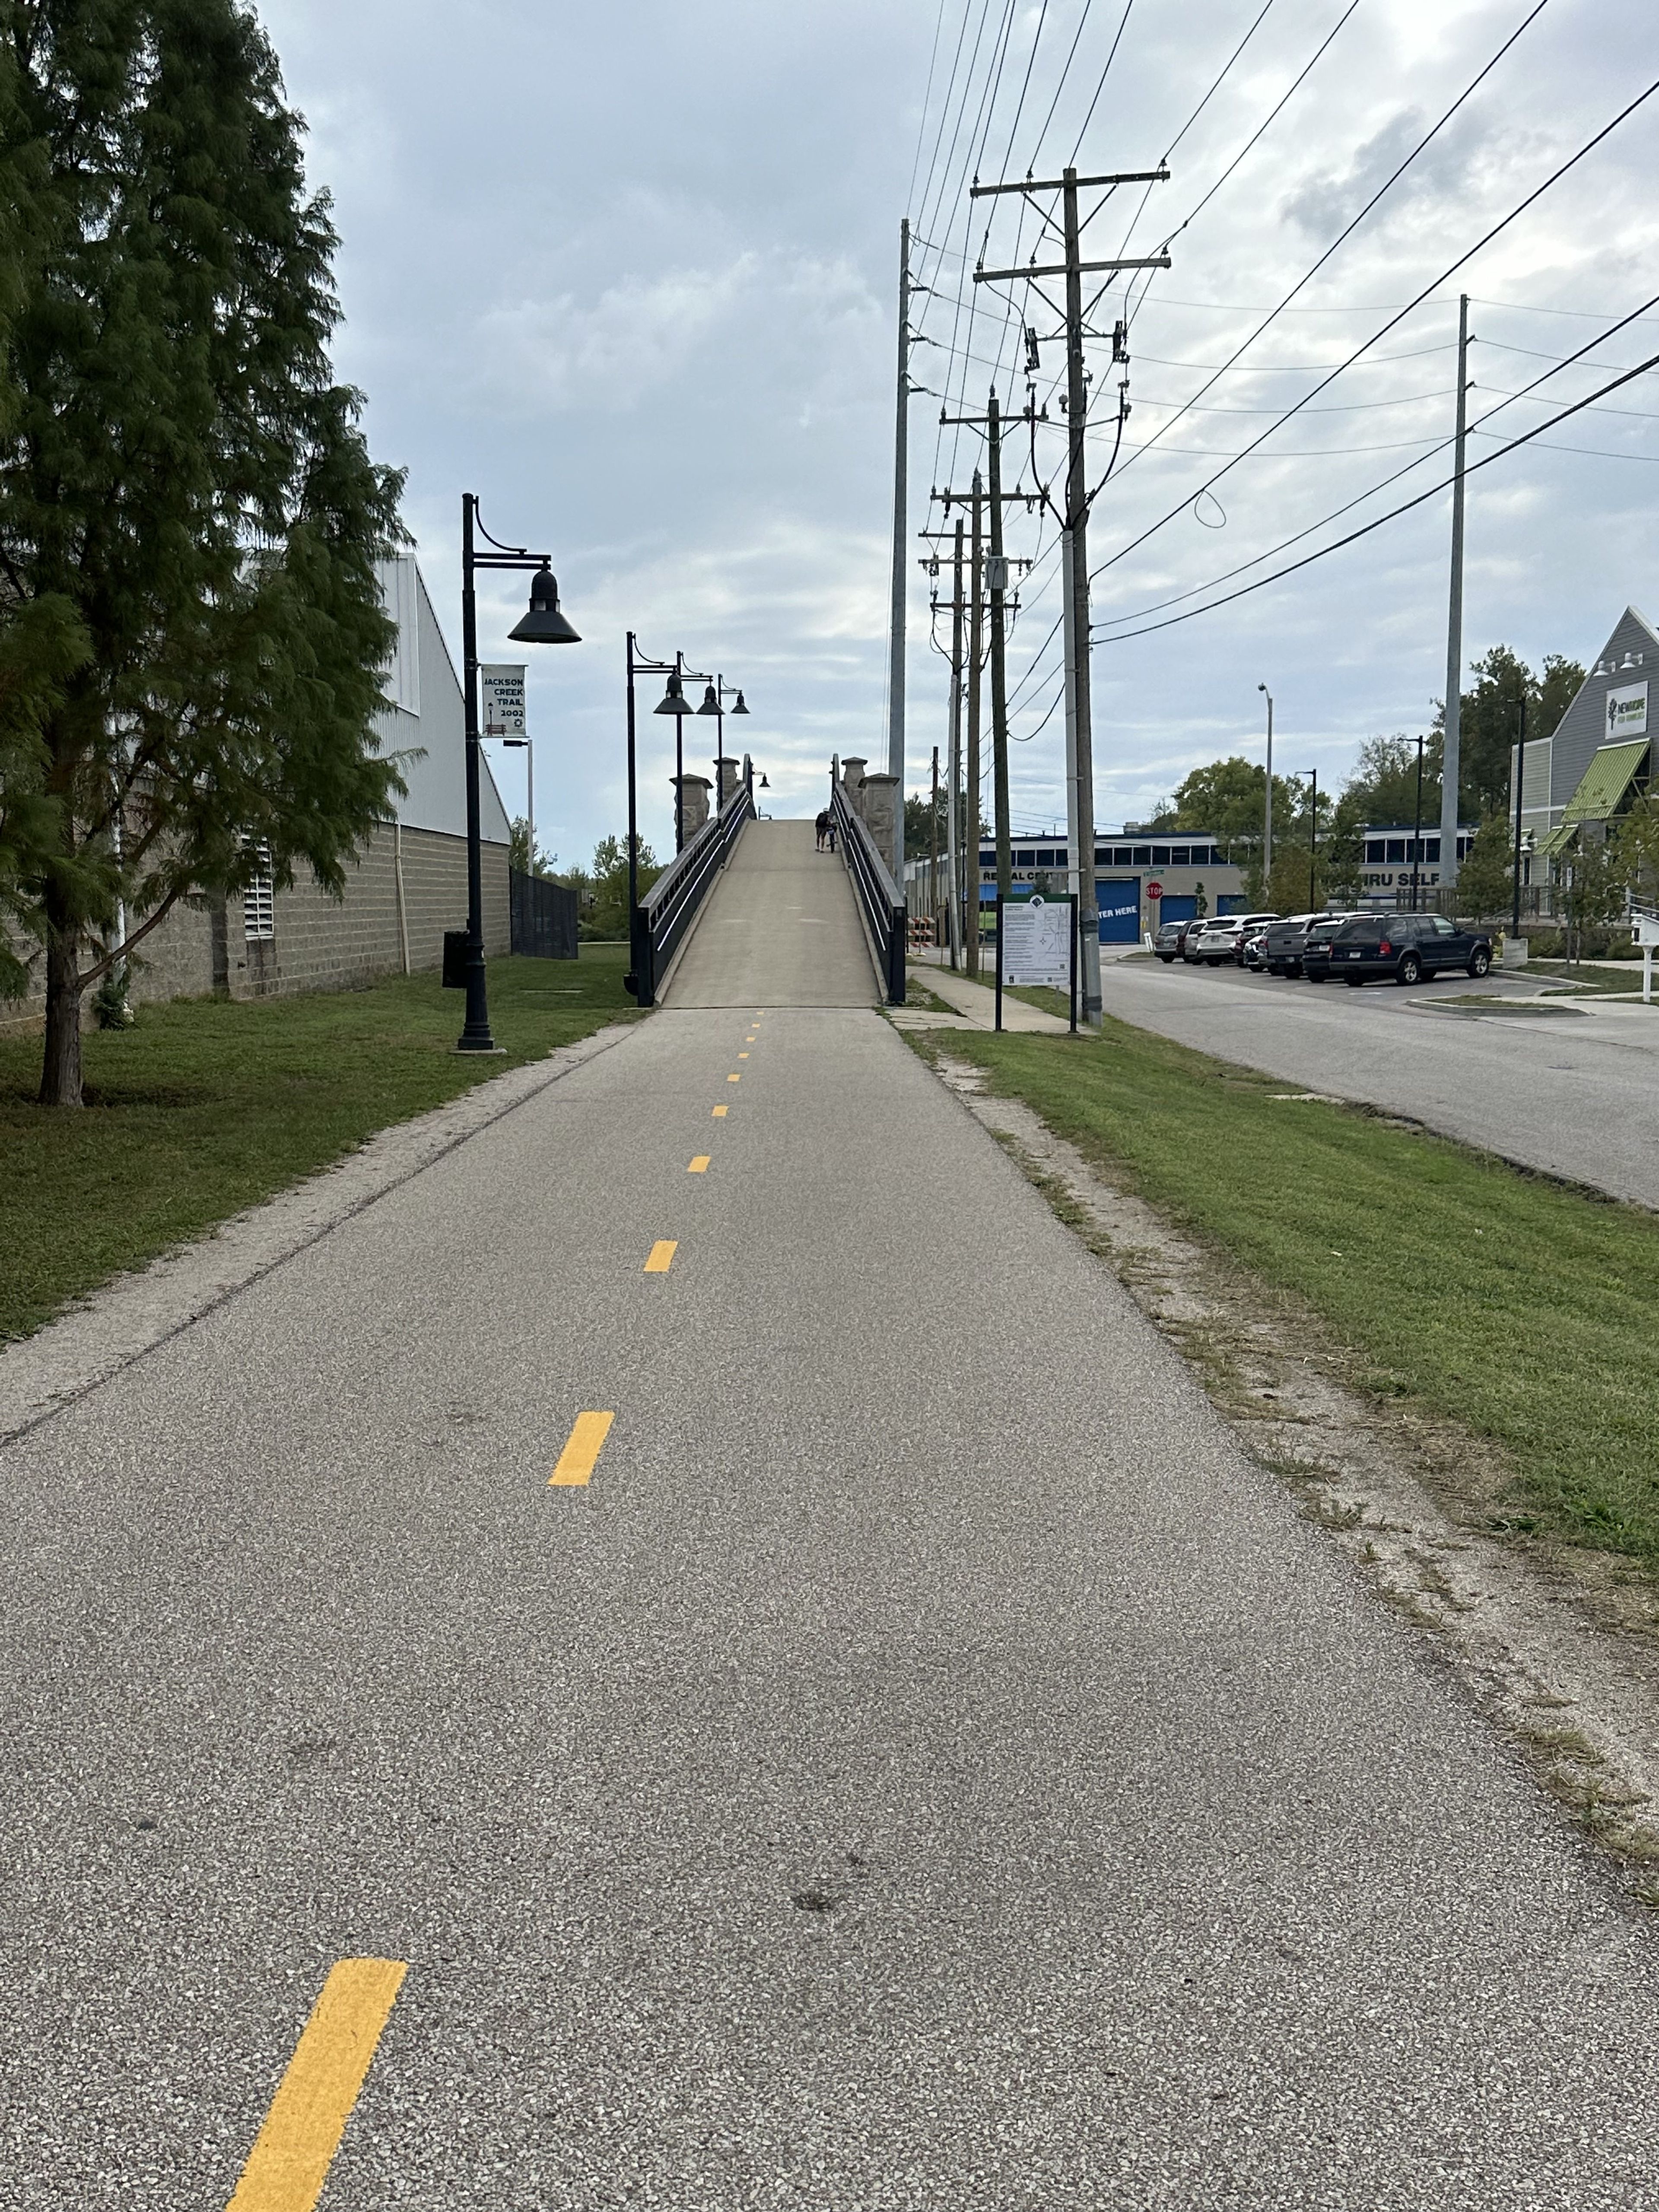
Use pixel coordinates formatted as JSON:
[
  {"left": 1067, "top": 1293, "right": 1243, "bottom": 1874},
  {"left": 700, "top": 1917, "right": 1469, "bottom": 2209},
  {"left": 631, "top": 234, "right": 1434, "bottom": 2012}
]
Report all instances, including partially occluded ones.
[
  {"left": 696, "top": 683, "right": 721, "bottom": 717},
  {"left": 731, "top": 690, "right": 749, "bottom": 715},
  {"left": 759, "top": 772, "right": 769, "bottom": 788},
  {"left": 509, "top": 563, "right": 581, "bottom": 645},
  {"left": 655, "top": 672, "right": 694, "bottom": 716}
]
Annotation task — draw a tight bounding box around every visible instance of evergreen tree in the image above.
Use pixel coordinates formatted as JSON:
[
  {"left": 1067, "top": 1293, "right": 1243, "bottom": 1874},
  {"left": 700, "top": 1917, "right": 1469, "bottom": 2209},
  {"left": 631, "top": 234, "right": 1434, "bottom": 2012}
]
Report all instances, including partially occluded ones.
[
  {"left": 1432, "top": 646, "right": 1586, "bottom": 819},
  {"left": 0, "top": 0, "right": 406, "bottom": 1104}
]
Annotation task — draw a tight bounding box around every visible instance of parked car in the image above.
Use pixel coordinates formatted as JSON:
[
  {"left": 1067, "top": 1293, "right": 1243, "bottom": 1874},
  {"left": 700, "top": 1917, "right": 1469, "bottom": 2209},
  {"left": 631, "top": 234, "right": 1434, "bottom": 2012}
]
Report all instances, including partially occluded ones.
[
  {"left": 1328, "top": 911, "right": 1494, "bottom": 985},
  {"left": 1154, "top": 918, "right": 1198, "bottom": 963},
  {"left": 1300, "top": 912, "right": 1369, "bottom": 982},
  {"left": 1189, "top": 912, "right": 1278, "bottom": 966},
  {"left": 1242, "top": 925, "right": 1273, "bottom": 971},
  {"left": 1261, "top": 912, "right": 1327, "bottom": 977}
]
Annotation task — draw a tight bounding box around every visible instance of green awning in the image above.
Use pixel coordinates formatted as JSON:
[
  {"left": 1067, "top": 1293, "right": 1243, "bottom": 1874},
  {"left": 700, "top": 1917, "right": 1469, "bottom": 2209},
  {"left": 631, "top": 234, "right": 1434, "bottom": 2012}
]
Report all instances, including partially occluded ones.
[
  {"left": 1560, "top": 738, "right": 1649, "bottom": 824},
  {"left": 1534, "top": 823, "right": 1576, "bottom": 858}
]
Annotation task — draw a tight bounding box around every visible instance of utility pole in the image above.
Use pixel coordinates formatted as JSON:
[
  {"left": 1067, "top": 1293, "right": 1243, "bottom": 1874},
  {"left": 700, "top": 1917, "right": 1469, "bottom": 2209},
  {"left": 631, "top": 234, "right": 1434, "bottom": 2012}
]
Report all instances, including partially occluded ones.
[
  {"left": 947, "top": 518, "right": 964, "bottom": 969},
  {"left": 986, "top": 388, "right": 1012, "bottom": 903},
  {"left": 971, "top": 163, "right": 1169, "bottom": 1026},
  {"left": 929, "top": 744, "right": 941, "bottom": 927},
  {"left": 1440, "top": 293, "right": 1471, "bottom": 901},
  {"left": 888, "top": 219, "right": 913, "bottom": 874},
  {"left": 1512, "top": 692, "right": 1527, "bottom": 941},
  {"left": 967, "top": 472, "right": 984, "bottom": 976},
  {"left": 1306, "top": 767, "right": 1319, "bottom": 909}
]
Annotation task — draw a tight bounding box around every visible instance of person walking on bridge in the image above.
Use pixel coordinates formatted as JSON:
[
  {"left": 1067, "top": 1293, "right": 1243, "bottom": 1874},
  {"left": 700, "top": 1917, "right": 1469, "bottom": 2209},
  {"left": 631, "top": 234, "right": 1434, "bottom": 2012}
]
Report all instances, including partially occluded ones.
[{"left": 815, "top": 808, "right": 830, "bottom": 852}]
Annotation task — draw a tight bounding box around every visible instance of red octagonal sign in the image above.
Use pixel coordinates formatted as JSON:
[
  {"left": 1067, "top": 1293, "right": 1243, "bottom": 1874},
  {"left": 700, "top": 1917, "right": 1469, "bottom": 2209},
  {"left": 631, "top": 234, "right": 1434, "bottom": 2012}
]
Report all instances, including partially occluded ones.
[{"left": 1147, "top": 880, "right": 1163, "bottom": 899}]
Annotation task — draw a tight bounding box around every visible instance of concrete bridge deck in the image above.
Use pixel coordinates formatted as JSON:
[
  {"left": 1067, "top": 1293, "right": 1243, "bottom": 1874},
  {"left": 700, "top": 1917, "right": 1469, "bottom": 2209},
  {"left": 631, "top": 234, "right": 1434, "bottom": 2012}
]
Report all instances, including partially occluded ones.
[{"left": 661, "top": 817, "right": 876, "bottom": 1008}]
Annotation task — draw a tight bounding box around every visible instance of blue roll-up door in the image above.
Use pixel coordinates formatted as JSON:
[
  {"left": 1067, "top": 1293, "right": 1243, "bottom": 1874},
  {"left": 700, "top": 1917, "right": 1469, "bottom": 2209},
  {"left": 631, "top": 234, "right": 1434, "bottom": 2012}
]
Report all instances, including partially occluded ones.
[
  {"left": 1097, "top": 877, "right": 1141, "bottom": 943},
  {"left": 1157, "top": 894, "right": 1197, "bottom": 924}
]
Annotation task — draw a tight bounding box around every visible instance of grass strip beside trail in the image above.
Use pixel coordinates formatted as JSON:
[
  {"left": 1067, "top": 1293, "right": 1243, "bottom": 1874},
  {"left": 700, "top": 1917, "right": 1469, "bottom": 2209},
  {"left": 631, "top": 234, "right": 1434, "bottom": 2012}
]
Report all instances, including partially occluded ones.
[
  {"left": 932, "top": 1017, "right": 1659, "bottom": 1569},
  {"left": 0, "top": 949, "right": 639, "bottom": 1342}
]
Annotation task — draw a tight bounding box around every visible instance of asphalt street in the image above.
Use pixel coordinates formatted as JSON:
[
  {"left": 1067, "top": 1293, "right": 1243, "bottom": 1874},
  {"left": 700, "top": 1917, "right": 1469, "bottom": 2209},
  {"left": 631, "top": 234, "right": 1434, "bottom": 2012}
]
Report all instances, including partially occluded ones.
[
  {"left": 1101, "top": 953, "right": 1659, "bottom": 1208},
  {"left": 3, "top": 834, "right": 1659, "bottom": 2206}
]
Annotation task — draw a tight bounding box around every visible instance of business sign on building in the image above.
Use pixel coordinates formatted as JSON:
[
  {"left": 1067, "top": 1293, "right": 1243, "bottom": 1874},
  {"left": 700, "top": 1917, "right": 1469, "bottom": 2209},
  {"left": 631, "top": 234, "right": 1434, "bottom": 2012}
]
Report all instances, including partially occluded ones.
[
  {"left": 1606, "top": 680, "right": 1648, "bottom": 739},
  {"left": 1001, "top": 894, "right": 1074, "bottom": 987},
  {"left": 481, "top": 664, "right": 527, "bottom": 738}
]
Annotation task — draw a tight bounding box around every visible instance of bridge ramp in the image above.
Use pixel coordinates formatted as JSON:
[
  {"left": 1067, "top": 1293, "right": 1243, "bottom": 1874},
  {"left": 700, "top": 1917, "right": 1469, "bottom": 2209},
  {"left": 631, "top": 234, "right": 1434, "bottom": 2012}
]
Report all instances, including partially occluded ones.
[{"left": 661, "top": 818, "right": 877, "bottom": 1008}]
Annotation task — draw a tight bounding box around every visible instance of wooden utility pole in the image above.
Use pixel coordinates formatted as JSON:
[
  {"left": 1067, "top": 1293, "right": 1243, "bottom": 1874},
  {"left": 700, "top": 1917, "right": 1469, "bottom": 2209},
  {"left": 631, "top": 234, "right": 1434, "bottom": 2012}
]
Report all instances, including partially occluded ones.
[
  {"left": 971, "top": 163, "right": 1170, "bottom": 1024},
  {"left": 948, "top": 518, "right": 964, "bottom": 969},
  {"left": 1440, "top": 292, "right": 1471, "bottom": 898},
  {"left": 967, "top": 471, "right": 983, "bottom": 976},
  {"left": 887, "top": 219, "right": 913, "bottom": 874},
  {"left": 986, "top": 388, "right": 1012, "bottom": 903}
]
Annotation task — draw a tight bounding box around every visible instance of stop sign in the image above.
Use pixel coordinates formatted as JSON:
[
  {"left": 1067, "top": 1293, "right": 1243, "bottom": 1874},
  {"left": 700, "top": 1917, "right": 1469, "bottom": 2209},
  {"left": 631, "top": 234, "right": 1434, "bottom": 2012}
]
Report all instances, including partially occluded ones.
[{"left": 1147, "top": 880, "right": 1163, "bottom": 899}]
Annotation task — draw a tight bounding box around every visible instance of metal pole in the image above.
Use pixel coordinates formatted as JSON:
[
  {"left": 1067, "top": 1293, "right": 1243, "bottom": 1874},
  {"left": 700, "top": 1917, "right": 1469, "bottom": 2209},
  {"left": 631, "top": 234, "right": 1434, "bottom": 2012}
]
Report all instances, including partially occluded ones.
[
  {"left": 995, "top": 894, "right": 1004, "bottom": 1030},
  {"left": 1512, "top": 693, "right": 1526, "bottom": 941},
  {"left": 930, "top": 743, "right": 940, "bottom": 937},
  {"left": 888, "top": 218, "right": 911, "bottom": 874},
  {"left": 1063, "top": 167, "right": 1102, "bottom": 1026},
  {"left": 525, "top": 738, "right": 534, "bottom": 876},
  {"left": 458, "top": 493, "right": 497, "bottom": 1051},
  {"left": 674, "top": 651, "right": 685, "bottom": 853},
  {"left": 1061, "top": 525, "right": 1080, "bottom": 907},
  {"left": 715, "top": 676, "right": 725, "bottom": 815},
  {"left": 1308, "top": 768, "right": 1318, "bottom": 909},
  {"left": 966, "top": 472, "right": 984, "bottom": 978},
  {"left": 1259, "top": 685, "right": 1274, "bottom": 895},
  {"left": 947, "top": 517, "right": 964, "bottom": 970},
  {"left": 1440, "top": 292, "right": 1470, "bottom": 894},
  {"left": 626, "top": 631, "right": 645, "bottom": 1002},
  {"left": 987, "top": 387, "right": 1012, "bottom": 906},
  {"left": 1411, "top": 735, "right": 1425, "bottom": 912}
]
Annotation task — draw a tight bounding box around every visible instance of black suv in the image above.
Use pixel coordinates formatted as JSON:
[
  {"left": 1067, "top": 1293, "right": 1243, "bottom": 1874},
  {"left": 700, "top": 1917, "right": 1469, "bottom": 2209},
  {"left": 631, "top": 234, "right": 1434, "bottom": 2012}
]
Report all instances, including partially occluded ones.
[
  {"left": 1261, "top": 913, "right": 1324, "bottom": 976},
  {"left": 1301, "top": 912, "right": 1367, "bottom": 982},
  {"left": 1328, "top": 912, "right": 1493, "bottom": 985}
]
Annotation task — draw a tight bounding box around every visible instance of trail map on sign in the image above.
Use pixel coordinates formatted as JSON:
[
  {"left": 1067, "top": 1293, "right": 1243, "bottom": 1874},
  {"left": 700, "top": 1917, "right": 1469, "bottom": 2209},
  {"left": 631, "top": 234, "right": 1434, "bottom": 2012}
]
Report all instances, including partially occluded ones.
[{"left": 1001, "top": 896, "right": 1072, "bottom": 988}]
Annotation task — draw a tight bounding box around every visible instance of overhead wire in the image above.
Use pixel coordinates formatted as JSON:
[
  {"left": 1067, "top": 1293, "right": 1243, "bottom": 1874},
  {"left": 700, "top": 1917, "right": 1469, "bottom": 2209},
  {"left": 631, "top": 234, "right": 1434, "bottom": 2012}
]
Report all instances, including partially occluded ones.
[{"left": 1092, "top": 49, "right": 1659, "bottom": 583}]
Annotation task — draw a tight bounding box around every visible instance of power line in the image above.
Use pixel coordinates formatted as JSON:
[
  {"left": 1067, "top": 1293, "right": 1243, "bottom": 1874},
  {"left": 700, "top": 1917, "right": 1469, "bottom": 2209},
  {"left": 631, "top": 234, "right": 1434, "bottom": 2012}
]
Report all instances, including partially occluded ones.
[
  {"left": 1090, "top": 345, "right": 1659, "bottom": 642},
  {"left": 1093, "top": 51, "right": 1659, "bottom": 584},
  {"left": 1091, "top": 292, "right": 1659, "bottom": 631},
  {"left": 1092, "top": 0, "right": 1558, "bottom": 528}
]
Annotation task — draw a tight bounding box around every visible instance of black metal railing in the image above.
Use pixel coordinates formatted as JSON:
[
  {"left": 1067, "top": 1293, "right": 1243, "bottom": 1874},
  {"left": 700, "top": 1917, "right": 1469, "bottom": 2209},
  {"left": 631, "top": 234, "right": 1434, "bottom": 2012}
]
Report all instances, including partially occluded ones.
[
  {"left": 626, "top": 787, "right": 756, "bottom": 1006},
  {"left": 832, "top": 780, "right": 906, "bottom": 1005}
]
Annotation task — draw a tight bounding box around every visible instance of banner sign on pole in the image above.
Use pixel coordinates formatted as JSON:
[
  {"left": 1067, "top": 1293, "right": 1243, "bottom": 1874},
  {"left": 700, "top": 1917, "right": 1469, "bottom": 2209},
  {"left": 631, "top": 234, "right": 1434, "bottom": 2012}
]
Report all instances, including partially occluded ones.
[
  {"left": 1001, "top": 894, "right": 1073, "bottom": 987},
  {"left": 481, "top": 664, "right": 528, "bottom": 739}
]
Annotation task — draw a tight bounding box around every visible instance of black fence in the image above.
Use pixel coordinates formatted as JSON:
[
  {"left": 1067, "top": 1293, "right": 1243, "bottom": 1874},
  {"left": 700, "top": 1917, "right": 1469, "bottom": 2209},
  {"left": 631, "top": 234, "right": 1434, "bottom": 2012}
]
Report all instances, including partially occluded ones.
[
  {"left": 509, "top": 868, "right": 579, "bottom": 959},
  {"left": 627, "top": 787, "right": 756, "bottom": 1007},
  {"left": 832, "top": 781, "right": 906, "bottom": 1005}
]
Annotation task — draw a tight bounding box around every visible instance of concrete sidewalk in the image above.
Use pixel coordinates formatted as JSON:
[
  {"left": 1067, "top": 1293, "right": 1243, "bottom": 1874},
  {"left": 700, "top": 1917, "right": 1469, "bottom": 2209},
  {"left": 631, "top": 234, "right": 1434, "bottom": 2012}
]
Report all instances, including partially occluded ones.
[{"left": 896, "top": 954, "right": 1071, "bottom": 1032}]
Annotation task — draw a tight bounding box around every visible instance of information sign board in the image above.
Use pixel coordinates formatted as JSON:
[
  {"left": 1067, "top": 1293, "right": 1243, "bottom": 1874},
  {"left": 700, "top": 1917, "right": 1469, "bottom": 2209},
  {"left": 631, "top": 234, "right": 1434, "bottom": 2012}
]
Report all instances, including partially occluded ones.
[
  {"left": 1001, "top": 895, "right": 1073, "bottom": 987},
  {"left": 481, "top": 663, "right": 527, "bottom": 739}
]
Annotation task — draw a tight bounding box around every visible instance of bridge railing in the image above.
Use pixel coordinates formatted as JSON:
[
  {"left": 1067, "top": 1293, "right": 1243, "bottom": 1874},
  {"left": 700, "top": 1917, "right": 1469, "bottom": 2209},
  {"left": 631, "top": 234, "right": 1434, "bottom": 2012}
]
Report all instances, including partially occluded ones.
[
  {"left": 626, "top": 785, "right": 756, "bottom": 1007},
  {"left": 832, "top": 780, "right": 906, "bottom": 1005}
]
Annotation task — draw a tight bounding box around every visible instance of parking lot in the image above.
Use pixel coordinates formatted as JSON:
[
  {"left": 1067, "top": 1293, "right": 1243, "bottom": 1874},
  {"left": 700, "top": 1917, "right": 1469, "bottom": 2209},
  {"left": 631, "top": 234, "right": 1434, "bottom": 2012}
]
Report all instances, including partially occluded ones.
[{"left": 1100, "top": 948, "right": 1659, "bottom": 1210}]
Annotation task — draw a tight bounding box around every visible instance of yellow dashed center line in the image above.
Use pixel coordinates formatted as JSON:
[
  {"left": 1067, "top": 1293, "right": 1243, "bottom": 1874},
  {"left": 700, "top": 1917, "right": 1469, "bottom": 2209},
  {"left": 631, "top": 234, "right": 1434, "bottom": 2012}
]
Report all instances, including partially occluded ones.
[
  {"left": 688, "top": 1155, "right": 710, "bottom": 1173},
  {"left": 226, "top": 1958, "right": 407, "bottom": 2212},
  {"left": 712, "top": 1104, "right": 729, "bottom": 1118},
  {"left": 644, "top": 1240, "right": 677, "bottom": 1274},
  {"left": 738, "top": 1052, "right": 749, "bottom": 1059},
  {"left": 727, "top": 1073, "right": 741, "bottom": 1083},
  {"left": 550, "top": 1410, "right": 613, "bottom": 1487}
]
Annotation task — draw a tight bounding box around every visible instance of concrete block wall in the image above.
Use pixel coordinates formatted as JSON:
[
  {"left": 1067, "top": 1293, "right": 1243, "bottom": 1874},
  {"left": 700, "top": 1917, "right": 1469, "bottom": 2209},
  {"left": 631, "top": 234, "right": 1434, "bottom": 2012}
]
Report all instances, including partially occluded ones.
[{"left": 0, "top": 824, "right": 509, "bottom": 1030}]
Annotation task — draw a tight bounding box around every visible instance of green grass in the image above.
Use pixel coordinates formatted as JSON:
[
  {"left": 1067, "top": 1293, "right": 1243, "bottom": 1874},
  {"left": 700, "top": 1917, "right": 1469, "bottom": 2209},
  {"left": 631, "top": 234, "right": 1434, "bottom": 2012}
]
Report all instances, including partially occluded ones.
[
  {"left": 0, "top": 949, "right": 640, "bottom": 1342},
  {"left": 932, "top": 1017, "right": 1659, "bottom": 1569}
]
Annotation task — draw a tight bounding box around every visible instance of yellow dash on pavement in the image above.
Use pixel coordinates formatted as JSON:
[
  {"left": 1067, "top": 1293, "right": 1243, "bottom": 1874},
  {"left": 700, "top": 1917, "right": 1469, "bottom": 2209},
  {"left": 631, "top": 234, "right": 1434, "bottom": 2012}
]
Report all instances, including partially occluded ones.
[
  {"left": 550, "top": 1410, "right": 613, "bottom": 1487},
  {"left": 688, "top": 1156, "right": 710, "bottom": 1173},
  {"left": 712, "top": 1104, "right": 728, "bottom": 1117},
  {"left": 644, "top": 1240, "right": 677, "bottom": 1274},
  {"left": 738, "top": 1052, "right": 749, "bottom": 1059},
  {"left": 226, "top": 1958, "right": 407, "bottom": 2212},
  {"left": 727, "top": 1073, "right": 741, "bottom": 1083}
]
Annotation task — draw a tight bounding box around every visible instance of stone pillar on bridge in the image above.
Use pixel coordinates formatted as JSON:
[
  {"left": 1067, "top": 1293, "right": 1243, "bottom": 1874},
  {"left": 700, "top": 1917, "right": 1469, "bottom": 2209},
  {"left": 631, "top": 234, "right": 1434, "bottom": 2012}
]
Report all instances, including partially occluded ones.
[
  {"left": 841, "top": 757, "right": 868, "bottom": 820},
  {"left": 674, "top": 774, "right": 712, "bottom": 838},
  {"left": 859, "top": 771, "right": 901, "bottom": 881},
  {"left": 716, "top": 757, "right": 741, "bottom": 810}
]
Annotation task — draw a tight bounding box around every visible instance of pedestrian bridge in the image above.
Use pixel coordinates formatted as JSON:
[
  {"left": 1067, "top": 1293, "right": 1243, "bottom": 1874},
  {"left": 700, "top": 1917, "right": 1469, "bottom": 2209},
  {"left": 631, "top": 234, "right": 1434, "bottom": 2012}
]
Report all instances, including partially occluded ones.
[{"left": 660, "top": 819, "right": 878, "bottom": 1009}]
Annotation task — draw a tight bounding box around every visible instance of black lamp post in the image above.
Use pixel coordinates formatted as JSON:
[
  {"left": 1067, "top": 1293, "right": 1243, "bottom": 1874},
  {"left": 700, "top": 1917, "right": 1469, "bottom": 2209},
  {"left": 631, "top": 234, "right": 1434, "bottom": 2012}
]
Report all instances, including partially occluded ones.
[
  {"left": 696, "top": 677, "right": 749, "bottom": 813},
  {"left": 623, "top": 633, "right": 698, "bottom": 1001},
  {"left": 459, "top": 494, "right": 579, "bottom": 1052},
  {"left": 1304, "top": 768, "right": 1319, "bottom": 909}
]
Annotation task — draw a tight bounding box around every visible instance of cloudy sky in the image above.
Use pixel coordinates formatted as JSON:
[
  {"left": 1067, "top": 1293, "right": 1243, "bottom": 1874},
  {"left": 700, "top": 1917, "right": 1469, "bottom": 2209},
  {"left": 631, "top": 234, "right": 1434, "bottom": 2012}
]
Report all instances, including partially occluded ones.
[{"left": 255, "top": 0, "right": 1658, "bottom": 861}]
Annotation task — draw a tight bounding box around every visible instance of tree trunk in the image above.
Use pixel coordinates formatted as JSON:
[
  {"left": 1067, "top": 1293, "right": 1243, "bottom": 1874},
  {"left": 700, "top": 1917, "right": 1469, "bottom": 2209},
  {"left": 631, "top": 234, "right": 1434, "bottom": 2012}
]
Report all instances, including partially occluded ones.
[{"left": 38, "top": 898, "right": 84, "bottom": 1107}]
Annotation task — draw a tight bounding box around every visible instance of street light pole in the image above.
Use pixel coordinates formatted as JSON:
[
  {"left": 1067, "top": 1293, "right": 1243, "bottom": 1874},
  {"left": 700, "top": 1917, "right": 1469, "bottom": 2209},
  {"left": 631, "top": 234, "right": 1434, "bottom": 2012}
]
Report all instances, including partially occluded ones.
[
  {"left": 1411, "top": 734, "right": 1427, "bottom": 912},
  {"left": 458, "top": 492, "right": 579, "bottom": 1053},
  {"left": 1305, "top": 768, "right": 1319, "bottom": 909}
]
